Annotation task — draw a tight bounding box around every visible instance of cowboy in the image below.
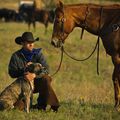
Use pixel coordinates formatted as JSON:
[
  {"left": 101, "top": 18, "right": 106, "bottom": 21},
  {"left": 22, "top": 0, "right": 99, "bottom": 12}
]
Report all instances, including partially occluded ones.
[{"left": 8, "top": 32, "right": 59, "bottom": 111}]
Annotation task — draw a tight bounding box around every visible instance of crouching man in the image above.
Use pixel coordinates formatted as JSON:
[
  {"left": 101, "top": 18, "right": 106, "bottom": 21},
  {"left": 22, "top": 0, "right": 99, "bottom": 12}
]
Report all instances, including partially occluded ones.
[{"left": 8, "top": 32, "right": 59, "bottom": 111}]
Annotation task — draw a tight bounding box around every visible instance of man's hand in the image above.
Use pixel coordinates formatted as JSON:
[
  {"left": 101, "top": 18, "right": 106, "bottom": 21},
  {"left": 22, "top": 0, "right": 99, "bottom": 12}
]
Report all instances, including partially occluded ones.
[
  {"left": 24, "top": 72, "right": 36, "bottom": 81},
  {"left": 26, "top": 62, "right": 33, "bottom": 67}
]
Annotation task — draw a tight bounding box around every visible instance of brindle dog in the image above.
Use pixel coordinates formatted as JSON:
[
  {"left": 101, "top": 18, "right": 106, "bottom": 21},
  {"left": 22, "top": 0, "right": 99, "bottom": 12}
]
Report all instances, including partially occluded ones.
[{"left": 0, "top": 63, "right": 42, "bottom": 113}]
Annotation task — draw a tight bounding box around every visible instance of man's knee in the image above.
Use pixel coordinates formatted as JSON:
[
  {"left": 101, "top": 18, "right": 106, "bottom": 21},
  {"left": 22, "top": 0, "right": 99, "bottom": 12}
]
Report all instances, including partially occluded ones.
[{"left": 42, "top": 75, "right": 52, "bottom": 83}]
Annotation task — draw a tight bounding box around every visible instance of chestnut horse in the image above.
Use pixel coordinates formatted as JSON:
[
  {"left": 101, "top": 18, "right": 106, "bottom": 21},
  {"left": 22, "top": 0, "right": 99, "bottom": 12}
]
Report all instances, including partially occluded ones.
[{"left": 51, "top": 1, "right": 120, "bottom": 111}]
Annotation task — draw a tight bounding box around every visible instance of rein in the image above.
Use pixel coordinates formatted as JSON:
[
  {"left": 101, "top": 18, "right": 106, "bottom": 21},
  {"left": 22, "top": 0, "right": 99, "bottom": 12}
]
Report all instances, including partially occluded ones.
[
  {"left": 60, "top": 5, "right": 103, "bottom": 75},
  {"left": 96, "top": 6, "right": 103, "bottom": 75},
  {"left": 51, "top": 39, "right": 100, "bottom": 77},
  {"left": 51, "top": 5, "right": 103, "bottom": 76},
  {"left": 63, "top": 39, "right": 100, "bottom": 75},
  {"left": 50, "top": 46, "right": 64, "bottom": 77}
]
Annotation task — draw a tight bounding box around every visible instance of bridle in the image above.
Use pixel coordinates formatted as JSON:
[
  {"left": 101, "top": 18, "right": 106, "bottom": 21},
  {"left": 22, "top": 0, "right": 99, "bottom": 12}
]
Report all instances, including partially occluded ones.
[
  {"left": 80, "top": 5, "right": 89, "bottom": 39},
  {"left": 50, "top": 11, "right": 65, "bottom": 77},
  {"left": 51, "top": 5, "right": 103, "bottom": 76}
]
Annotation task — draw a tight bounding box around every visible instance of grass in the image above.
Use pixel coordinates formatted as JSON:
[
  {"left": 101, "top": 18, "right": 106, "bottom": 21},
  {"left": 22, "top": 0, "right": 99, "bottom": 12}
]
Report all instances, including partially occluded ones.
[
  {"left": 0, "top": 20, "right": 118, "bottom": 120},
  {"left": 0, "top": 0, "right": 120, "bottom": 120}
]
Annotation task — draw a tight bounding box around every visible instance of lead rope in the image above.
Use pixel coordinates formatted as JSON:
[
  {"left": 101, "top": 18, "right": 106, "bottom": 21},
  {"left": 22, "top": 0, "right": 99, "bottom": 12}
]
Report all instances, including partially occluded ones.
[
  {"left": 50, "top": 6, "right": 102, "bottom": 76},
  {"left": 63, "top": 6, "right": 103, "bottom": 75},
  {"left": 63, "top": 39, "right": 100, "bottom": 75},
  {"left": 63, "top": 39, "right": 99, "bottom": 62},
  {"left": 50, "top": 7, "right": 65, "bottom": 77},
  {"left": 60, "top": 6, "right": 103, "bottom": 75},
  {"left": 51, "top": 39, "right": 99, "bottom": 77},
  {"left": 97, "top": 37, "right": 100, "bottom": 75},
  {"left": 50, "top": 46, "right": 64, "bottom": 77}
]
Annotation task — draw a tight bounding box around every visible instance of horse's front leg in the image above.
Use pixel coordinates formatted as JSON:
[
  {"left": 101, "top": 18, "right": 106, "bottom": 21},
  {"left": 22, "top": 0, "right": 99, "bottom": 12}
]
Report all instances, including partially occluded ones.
[
  {"left": 112, "top": 55, "right": 120, "bottom": 111},
  {"left": 112, "top": 67, "right": 120, "bottom": 108}
]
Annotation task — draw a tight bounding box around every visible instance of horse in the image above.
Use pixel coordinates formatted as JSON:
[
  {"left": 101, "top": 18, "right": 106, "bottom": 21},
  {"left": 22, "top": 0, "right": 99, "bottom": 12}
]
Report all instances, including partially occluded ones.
[
  {"left": 30, "top": 9, "right": 49, "bottom": 33},
  {"left": 19, "top": 4, "right": 50, "bottom": 33},
  {"left": 18, "top": 4, "right": 36, "bottom": 29},
  {"left": 33, "top": 9, "right": 55, "bottom": 32},
  {"left": 51, "top": 1, "right": 120, "bottom": 111}
]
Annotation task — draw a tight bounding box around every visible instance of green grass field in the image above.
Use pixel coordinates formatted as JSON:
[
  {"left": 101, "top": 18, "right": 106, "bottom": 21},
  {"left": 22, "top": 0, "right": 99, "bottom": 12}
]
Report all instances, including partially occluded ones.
[{"left": 0, "top": 0, "right": 120, "bottom": 120}]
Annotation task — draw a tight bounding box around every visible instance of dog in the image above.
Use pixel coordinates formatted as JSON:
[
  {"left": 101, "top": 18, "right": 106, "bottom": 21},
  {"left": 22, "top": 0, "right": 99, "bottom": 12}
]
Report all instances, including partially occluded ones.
[{"left": 0, "top": 63, "right": 42, "bottom": 113}]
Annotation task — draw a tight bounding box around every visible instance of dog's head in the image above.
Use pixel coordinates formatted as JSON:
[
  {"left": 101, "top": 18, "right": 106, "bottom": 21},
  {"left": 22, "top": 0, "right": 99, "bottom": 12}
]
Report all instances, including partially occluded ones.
[{"left": 24, "top": 63, "right": 43, "bottom": 75}]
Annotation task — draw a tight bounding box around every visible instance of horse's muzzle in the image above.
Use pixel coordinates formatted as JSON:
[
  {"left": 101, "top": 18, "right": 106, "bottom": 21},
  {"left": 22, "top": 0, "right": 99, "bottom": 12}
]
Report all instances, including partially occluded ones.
[{"left": 51, "top": 39, "right": 62, "bottom": 48}]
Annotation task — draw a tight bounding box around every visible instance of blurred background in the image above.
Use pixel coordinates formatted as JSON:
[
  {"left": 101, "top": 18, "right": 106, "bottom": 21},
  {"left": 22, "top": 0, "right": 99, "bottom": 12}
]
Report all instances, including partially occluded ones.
[{"left": 0, "top": 0, "right": 120, "bottom": 9}]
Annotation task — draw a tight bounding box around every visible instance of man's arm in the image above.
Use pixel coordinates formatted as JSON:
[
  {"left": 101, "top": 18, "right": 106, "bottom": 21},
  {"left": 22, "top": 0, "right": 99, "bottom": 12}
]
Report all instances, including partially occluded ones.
[
  {"left": 8, "top": 54, "right": 24, "bottom": 78},
  {"left": 37, "top": 52, "right": 49, "bottom": 74}
]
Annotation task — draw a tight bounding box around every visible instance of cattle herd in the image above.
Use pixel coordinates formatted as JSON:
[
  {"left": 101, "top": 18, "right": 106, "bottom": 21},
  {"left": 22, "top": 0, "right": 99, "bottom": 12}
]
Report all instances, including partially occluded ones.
[{"left": 0, "top": 3, "right": 55, "bottom": 32}]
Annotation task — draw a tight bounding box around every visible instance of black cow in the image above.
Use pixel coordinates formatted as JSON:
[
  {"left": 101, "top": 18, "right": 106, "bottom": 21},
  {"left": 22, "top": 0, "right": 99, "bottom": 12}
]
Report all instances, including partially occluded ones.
[{"left": 0, "top": 8, "right": 17, "bottom": 22}]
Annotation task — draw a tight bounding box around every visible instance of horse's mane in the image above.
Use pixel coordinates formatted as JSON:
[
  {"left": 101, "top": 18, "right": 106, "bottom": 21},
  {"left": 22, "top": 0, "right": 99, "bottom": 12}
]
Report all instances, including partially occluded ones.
[{"left": 63, "top": 3, "right": 120, "bottom": 9}]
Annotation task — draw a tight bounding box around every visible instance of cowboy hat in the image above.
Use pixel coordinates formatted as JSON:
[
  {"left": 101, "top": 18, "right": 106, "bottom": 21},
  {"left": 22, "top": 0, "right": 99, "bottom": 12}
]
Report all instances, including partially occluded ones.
[{"left": 15, "top": 32, "right": 39, "bottom": 45}]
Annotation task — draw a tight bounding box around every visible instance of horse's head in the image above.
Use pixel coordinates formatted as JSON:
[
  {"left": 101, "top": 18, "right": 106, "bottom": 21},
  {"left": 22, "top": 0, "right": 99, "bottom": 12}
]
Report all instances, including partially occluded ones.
[{"left": 51, "top": 1, "right": 75, "bottom": 48}]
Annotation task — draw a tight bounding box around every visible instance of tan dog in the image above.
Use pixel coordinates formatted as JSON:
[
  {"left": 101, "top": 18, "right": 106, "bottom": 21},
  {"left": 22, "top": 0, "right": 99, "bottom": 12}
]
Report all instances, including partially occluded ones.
[{"left": 0, "top": 63, "right": 42, "bottom": 113}]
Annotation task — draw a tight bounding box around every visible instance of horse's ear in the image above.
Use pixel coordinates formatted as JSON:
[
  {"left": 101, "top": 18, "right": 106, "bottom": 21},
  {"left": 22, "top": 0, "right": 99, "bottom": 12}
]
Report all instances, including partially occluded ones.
[{"left": 57, "top": 1, "right": 64, "bottom": 9}]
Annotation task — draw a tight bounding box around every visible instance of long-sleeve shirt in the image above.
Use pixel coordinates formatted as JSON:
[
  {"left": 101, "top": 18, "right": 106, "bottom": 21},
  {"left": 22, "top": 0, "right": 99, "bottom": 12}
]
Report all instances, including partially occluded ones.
[{"left": 8, "top": 48, "right": 49, "bottom": 78}]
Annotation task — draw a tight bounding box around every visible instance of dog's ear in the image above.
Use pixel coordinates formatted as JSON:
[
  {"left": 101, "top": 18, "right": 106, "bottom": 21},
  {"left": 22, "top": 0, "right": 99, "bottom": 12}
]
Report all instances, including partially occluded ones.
[
  {"left": 37, "top": 63, "right": 42, "bottom": 69},
  {"left": 25, "top": 64, "right": 35, "bottom": 73},
  {"left": 33, "top": 63, "right": 43, "bottom": 75}
]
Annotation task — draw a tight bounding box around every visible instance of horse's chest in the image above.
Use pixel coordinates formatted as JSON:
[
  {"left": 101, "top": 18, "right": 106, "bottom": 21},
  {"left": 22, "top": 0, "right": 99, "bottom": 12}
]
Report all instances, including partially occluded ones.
[{"left": 101, "top": 30, "right": 120, "bottom": 55}]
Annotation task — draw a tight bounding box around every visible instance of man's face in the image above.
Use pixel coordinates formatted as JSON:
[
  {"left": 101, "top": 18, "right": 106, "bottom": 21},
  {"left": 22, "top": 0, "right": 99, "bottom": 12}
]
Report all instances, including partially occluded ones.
[{"left": 22, "top": 41, "right": 35, "bottom": 51}]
